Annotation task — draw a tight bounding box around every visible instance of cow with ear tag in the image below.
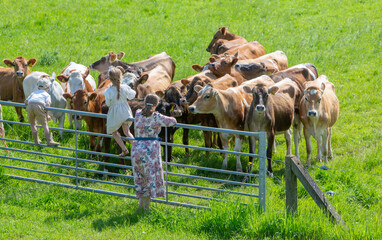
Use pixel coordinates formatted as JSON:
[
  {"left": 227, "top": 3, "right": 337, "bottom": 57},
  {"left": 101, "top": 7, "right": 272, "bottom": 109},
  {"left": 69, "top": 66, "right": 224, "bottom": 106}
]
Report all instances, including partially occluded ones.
[
  {"left": 244, "top": 78, "right": 299, "bottom": 176},
  {"left": 299, "top": 75, "right": 339, "bottom": 167}
]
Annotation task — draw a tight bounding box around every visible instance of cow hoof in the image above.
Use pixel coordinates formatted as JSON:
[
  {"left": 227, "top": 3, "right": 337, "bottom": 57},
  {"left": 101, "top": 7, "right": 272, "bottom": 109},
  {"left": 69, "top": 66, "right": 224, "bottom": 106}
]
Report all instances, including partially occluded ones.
[
  {"left": 267, "top": 171, "right": 274, "bottom": 178},
  {"left": 236, "top": 166, "right": 243, "bottom": 172}
]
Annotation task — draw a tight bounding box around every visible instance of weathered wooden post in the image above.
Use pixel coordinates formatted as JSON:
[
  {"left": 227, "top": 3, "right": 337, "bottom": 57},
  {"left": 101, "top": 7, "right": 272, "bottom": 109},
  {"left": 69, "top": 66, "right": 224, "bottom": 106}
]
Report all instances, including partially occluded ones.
[{"left": 285, "top": 155, "right": 345, "bottom": 226}]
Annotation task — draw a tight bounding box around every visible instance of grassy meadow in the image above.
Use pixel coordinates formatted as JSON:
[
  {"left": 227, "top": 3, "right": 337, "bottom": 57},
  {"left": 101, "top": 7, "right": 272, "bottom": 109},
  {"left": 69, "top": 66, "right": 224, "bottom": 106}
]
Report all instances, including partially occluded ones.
[{"left": 1, "top": 0, "right": 382, "bottom": 239}]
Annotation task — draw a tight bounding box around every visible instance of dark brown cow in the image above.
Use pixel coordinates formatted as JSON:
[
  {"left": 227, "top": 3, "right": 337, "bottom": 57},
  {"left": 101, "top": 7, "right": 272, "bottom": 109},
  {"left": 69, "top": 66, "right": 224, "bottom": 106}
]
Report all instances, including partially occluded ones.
[
  {"left": 206, "top": 27, "right": 248, "bottom": 54},
  {"left": 0, "top": 56, "right": 37, "bottom": 122},
  {"left": 244, "top": 78, "right": 300, "bottom": 175},
  {"left": 299, "top": 75, "right": 339, "bottom": 167}
]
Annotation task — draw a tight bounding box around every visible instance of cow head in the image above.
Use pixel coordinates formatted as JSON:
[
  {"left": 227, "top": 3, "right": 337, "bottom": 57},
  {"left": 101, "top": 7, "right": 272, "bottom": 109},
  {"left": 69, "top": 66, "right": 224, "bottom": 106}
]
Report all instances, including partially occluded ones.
[
  {"left": 206, "top": 27, "right": 231, "bottom": 52},
  {"left": 188, "top": 84, "right": 218, "bottom": 114},
  {"left": 303, "top": 83, "right": 325, "bottom": 118},
  {"left": 63, "top": 89, "right": 96, "bottom": 119},
  {"left": 182, "top": 76, "right": 211, "bottom": 106},
  {"left": 235, "top": 62, "right": 268, "bottom": 79},
  {"left": 3, "top": 56, "right": 37, "bottom": 80},
  {"left": 156, "top": 100, "right": 183, "bottom": 118},
  {"left": 89, "top": 51, "right": 125, "bottom": 73},
  {"left": 243, "top": 84, "right": 279, "bottom": 113},
  {"left": 208, "top": 52, "right": 238, "bottom": 77},
  {"left": 57, "top": 68, "right": 90, "bottom": 94}
]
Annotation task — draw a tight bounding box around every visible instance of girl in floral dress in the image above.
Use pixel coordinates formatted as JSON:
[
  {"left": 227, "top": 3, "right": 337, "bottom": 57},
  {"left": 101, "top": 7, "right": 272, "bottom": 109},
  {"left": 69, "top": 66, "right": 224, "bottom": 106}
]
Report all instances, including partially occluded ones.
[
  {"left": 131, "top": 94, "right": 177, "bottom": 211},
  {"left": 103, "top": 67, "right": 136, "bottom": 157}
]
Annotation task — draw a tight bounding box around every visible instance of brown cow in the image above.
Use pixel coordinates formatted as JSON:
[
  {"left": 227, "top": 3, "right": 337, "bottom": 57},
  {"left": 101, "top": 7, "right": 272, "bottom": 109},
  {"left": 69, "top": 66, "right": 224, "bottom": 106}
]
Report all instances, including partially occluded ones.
[
  {"left": 90, "top": 51, "right": 176, "bottom": 87},
  {"left": 0, "top": 56, "right": 37, "bottom": 122},
  {"left": 134, "top": 64, "right": 172, "bottom": 99},
  {"left": 234, "top": 51, "right": 289, "bottom": 80},
  {"left": 188, "top": 81, "right": 261, "bottom": 172},
  {"left": 299, "top": 75, "right": 339, "bottom": 167},
  {"left": 206, "top": 27, "right": 248, "bottom": 54},
  {"left": 244, "top": 78, "right": 300, "bottom": 175}
]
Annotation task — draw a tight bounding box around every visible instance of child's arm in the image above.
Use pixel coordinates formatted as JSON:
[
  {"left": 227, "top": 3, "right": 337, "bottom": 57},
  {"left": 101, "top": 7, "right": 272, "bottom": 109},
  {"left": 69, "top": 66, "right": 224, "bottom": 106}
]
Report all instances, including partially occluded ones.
[
  {"left": 157, "top": 113, "right": 177, "bottom": 127},
  {"left": 124, "top": 85, "right": 136, "bottom": 100}
]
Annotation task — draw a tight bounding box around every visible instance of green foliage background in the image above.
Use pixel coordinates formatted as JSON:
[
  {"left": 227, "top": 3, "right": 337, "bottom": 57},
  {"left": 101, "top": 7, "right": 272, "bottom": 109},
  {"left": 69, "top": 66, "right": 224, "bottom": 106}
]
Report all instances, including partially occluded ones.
[{"left": 0, "top": 0, "right": 381, "bottom": 239}]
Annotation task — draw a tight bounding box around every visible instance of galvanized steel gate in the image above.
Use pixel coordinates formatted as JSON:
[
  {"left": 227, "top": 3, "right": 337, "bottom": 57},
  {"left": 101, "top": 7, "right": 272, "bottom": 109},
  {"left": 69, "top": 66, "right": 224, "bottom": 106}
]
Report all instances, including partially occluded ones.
[{"left": 0, "top": 100, "right": 267, "bottom": 211}]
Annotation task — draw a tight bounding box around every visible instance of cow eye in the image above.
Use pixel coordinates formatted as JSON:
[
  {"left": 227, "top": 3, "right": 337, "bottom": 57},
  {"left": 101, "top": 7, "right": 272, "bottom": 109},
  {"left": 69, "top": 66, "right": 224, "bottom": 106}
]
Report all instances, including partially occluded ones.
[
  {"left": 318, "top": 98, "right": 321, "bottom": 103},
  {"left": 84, "top": 100, "right": 88, "bottom": 105},
  {"left": 204, "top": 94, "right": 210, "bottom": 99},
  {"left": 305, "top": 96, "right": 308, "bottom": 101},
  {"left": 24, "top": 64, "right": 28, "bottom": 67}
]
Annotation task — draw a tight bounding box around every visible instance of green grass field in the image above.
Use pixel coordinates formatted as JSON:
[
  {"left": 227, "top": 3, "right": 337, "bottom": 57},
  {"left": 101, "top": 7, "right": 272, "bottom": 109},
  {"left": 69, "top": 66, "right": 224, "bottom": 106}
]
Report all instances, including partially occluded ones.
[{"left": 1, "top": 0, "right": 382, "bottom": 239}]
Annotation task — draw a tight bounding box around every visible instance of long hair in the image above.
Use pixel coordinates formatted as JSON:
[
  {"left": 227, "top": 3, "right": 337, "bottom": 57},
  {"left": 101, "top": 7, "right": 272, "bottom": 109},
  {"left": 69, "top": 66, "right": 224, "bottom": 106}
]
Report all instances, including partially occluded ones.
[
  {"left": 108, "top": 66, "right": 124, "bottom": 100},
  {"left": 142, "top": 94, "right": 159, "bottom": 117}
]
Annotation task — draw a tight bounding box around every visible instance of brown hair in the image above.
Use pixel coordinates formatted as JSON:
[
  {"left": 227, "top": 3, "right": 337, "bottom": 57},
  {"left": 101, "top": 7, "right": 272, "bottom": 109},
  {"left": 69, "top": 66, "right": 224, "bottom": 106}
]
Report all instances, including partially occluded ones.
[
  {"left": 108, "top": 66, "right": 124, "bottom": 100},
  {"left": 142, "top": 94, "right": 159, "bottom": 117}
]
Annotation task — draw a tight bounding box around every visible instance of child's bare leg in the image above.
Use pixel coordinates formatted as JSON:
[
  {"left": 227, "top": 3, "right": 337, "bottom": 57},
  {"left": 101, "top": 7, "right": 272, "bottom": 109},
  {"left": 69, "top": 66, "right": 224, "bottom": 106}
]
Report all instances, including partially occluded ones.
[
  {"left": 112, "top": 131, "right": 128, "bottom": 153},
  {"left": 122, "top": 123, "right": 134, "bottom": 145}
]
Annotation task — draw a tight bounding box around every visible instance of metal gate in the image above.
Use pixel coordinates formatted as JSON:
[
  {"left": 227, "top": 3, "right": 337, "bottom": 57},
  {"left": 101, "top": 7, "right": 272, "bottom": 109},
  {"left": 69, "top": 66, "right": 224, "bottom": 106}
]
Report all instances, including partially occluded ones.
[{"left": 0, "top": 100, "right": 267, "bottom": 211}]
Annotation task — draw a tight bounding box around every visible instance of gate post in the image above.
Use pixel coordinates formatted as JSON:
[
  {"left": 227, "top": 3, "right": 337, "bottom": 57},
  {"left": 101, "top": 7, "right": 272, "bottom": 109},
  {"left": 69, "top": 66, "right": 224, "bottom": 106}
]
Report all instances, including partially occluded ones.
[
  {"left": 285, "top": 155, "right": 297, "bottom": 214},
  {"left": 258, "top": 132, "right": 267, "bottom": 212},
  {"left": 74, "top": 115, "right": 79, "bottom": 188}
]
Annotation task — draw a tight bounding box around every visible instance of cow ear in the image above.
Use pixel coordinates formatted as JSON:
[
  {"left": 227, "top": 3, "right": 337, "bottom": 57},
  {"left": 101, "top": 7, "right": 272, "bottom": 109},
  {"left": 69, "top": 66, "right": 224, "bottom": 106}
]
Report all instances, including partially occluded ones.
[
  {"left": 138, "top": 74, "right": 149, "bottom": 84},
  {"left": 268, "top": 86, "right": 279, "bottom": 95},
  {"left": 89, "top": 92, "right": 98, "bottom": 101},
  {"left": 221, "top": 27, "right": 228, "bottom": 35},
  {"left": 63, "top": 93, "right": 72, "bottom": 101},
  {"left": 3, "top": 59, "right": 14, "bottom": 67},
  {"left": 181, "top": 79, "right": 190, "bottom": 86},
  {"left": 51, "top": 72, "right": 56, "bottom": 82},
  {"left": 27, "top": 58, "right": 37, "bottom": 67},
  {"left": 117, "top": 52, "right": 125, "bottom": 60},
  {"left": 192, "top": 64, "right": 203, "bottom": 72},
  {"left": 320, "top": 82, "right": 326, "bottom": 93},
  {"left": 57, "top": 75, "right": 70, "bottom": 83},
  {"left": 194, "top": 85, "right": 203, "bottom": 94},
  {"left": 110, "top": 52, "right": 117, "bottom": 63},
  {"left": 82, "top": 67, "right": 90, "bottom": 79},
  {"left": 243, "top": 85, "right": 252, "bottom": 93},
  {"left": 155, "top": 90, "right": 165, "bottom": 98},
  {"left": 232, "top": 55, "right": 239, "bottom": 66}
]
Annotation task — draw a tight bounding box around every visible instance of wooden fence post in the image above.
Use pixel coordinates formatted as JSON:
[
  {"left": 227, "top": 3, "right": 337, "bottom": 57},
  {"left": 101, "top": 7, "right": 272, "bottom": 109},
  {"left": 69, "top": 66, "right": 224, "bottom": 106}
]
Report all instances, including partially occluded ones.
[{"left": 285, "top": 155, "right": 345, "bottom": 226}]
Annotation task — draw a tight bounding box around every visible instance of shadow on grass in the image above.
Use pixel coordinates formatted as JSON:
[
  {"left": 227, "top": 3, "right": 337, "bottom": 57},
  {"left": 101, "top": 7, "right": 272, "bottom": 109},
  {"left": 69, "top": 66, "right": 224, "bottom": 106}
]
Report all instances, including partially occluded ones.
[{"left": 92, "top": 210, "right": 142, "bottom": 231}]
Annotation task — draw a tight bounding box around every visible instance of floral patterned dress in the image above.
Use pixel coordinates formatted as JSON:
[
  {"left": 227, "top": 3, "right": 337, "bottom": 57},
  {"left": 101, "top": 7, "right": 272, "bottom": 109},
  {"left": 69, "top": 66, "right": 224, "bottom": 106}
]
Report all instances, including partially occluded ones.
[{"left": 131, "top": 109, "right": 177, "bottom": 198}]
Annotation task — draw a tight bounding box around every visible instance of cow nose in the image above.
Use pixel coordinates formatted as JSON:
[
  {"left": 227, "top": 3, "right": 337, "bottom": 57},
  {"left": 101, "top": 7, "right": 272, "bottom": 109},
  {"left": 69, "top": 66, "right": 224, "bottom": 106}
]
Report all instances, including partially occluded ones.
[
  {"left": 180, "top": 98, "right": 188, "bottom": 106},
  {"left": 89, "top": 64, "right": 93, "bottom": 70},
  {"left": 307, "top": 110, "right": 317, "bottom": 117},
  {"left": 256, "top": 105, "right": 265, "bottom": 112},
  {"left": 16, "top": 71, "right": 24, "bottom": 77},
  {"left": 234, "top": 64, "right": 240, "bottom": 70},
  {"left": 189, "top": 106, "right": 196, "bottom": 113}
]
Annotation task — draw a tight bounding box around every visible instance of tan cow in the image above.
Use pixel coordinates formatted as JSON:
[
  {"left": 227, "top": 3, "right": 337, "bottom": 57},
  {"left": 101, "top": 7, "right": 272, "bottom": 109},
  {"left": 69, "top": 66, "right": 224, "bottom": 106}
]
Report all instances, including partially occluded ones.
[
  {"left": 0, "top": 56, "right": 37, "bottom": 122},
  {"left": 299, "top": 75, "right": 339, "bottom": 167},
  {"left": 134, "top": 64, "right": 172, "bottom": 99},
  {"left": 206, "top": 27, "right": 248, "bottom": 54},
  {"left": 188, "top": 78, "right": 269, "bottom": 172},
  {"left": 244, "top": 78, "right": 300, "bottom": 175}
]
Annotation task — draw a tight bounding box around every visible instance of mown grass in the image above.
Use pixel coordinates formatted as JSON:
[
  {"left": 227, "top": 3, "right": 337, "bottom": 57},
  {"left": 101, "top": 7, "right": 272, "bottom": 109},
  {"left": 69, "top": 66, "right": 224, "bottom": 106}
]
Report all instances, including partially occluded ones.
[{"left": 1, "top": 0, "right": 382, "bottom": 239}]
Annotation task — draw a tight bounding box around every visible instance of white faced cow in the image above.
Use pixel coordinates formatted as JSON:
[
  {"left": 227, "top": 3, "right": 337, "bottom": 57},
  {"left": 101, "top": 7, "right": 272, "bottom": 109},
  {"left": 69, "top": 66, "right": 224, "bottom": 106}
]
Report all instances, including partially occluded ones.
[
  {"left": 23, "top": 72, "right": 67, "bottom": 139},
  {"left": 57, "top": 62, "right": 96, "bottom": 129},
  {"left": 299, "top": 75, "right": 339, "bottom": 167}
]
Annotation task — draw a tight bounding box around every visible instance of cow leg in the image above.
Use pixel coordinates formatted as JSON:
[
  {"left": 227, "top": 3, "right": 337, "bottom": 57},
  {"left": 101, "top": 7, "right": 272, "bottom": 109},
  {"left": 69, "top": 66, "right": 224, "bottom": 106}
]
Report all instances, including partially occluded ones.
[
  {"left": 234, "top": 136, "right": 243, "bottom": 172},
  {"left": 266, "top": 134, "right": 275, "bottom": 176},
  {"left": 203, "top": 130, "right": 212, "bottom": 155},
  {"left": 315, "top": 134, "right": 322, "bottom": 163},
  {"left": 328, "top": 127, "right": 333, "bottom": 159},
  {"left": 293, "top": 120, "right": 303, "bottom": 159},
  {"left": 304, "top": 129, "right": 313, "bottom": 167},
  {"left": 220, "top": 133, "right": 230, "bottom": 170},
  {"left": 15, "top": 107, "right": 24, "bottom": 122},
  {"left": 183, "top": 128, "right": 189, "bottom": 155},
  {"left": 322, "top": 128, "right": 329, "bottom": 163},
  {"left": 58, "top": 114, "right": 65, "bottom": 140},
  {"left": 284, "top": 129, "right": 292, "bottom": 156},
  {"left": 248, "top": 136, "right": 256, "bottom": 163}
]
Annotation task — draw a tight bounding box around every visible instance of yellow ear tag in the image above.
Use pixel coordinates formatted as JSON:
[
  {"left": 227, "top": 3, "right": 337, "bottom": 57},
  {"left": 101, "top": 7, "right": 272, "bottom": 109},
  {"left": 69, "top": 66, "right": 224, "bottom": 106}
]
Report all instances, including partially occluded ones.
[{"left": 171, "top": 105, "right": 174, "bottom": 112}]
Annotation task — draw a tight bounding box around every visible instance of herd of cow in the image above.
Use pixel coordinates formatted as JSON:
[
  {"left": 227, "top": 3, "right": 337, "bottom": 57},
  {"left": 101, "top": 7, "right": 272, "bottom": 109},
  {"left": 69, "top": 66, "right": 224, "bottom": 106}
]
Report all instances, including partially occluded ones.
[{"left": 0, "top": 27, "right": 339, "bottom": 175}]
